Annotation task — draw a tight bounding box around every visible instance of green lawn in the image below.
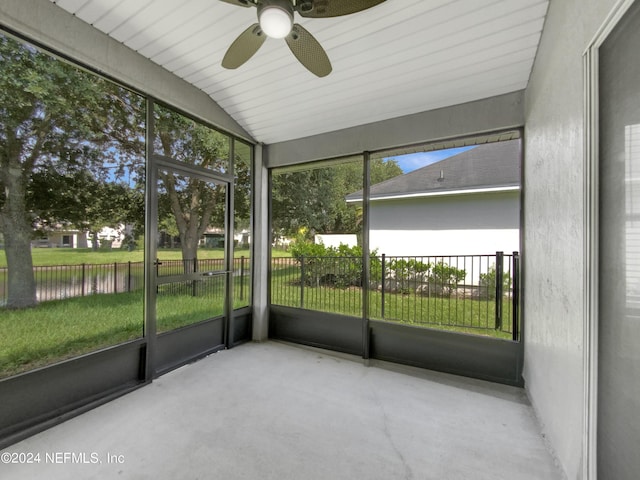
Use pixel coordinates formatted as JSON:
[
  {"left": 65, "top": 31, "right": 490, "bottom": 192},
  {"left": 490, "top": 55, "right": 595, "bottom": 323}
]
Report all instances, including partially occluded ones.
[
  {"left": 270, "top": 263, "right": 516, "bottom": 340},
  {"left": 0, "top": 248, "right": 516, "bottom": 379},
  {"left": 0, "top": 271, "right": 512, "bottom": 379},
  {"left": 0, "top": 280, "right": 250, "bottom": 379},
  {"left": 0, "top": 248, "right": 260, "bottom": 267},
  {"left": 0, "top": 247, "right": 295, "bottom": 268},
  {"left": 271, "top": 284, "right": 514, "bottom": 340},
  {"left": 0, "top": 292, "right": 144, "bottom": 379}
]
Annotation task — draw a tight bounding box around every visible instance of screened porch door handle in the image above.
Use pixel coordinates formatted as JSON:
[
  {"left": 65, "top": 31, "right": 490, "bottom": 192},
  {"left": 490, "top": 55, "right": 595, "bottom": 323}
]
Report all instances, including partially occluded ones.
[{"left": 201, "top": 271, "right": 230, "bottom": 277}]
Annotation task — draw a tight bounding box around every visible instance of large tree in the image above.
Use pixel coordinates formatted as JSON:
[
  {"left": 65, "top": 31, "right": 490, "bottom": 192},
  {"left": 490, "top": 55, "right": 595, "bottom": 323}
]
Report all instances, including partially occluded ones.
[
  {"left": 154, "top": 106, "right": 230, "bottom": 263},
  {"left": 29, "top": 169, "right": 143, "bottom": 250},
  {"left": 271, "top": 158, "right": 403, "bottom": 239},
  {"left": 0, "top": 34, "right": 144, "bottom": 308},
  {"left": 271, "top": 167, "right": 335, "bottom": 238}
]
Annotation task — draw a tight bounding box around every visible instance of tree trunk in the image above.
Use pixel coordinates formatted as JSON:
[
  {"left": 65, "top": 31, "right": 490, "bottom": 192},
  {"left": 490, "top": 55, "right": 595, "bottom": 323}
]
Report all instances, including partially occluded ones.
[
  {"left": 3, "top": 219, "right": 37, "bottom": 308},
  {"left": 90, "top": 230, "right": 100, "bottom": 251},
  {"left": 0, "top": 167, "right": 37, "bottom": 308},
  {"left": 181, "top": 227, "right": 199, "bottom": 274}
]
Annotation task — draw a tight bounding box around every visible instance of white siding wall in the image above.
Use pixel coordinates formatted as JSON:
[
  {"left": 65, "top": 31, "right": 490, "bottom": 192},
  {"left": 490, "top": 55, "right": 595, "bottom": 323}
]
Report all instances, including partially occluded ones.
[{"left": 369, "top": 191, "right": 520, "bottom": 257}]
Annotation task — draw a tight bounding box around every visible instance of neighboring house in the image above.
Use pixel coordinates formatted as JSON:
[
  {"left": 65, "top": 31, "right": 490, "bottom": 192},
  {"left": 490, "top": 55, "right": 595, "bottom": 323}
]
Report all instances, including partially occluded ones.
[
  {"left": 235, "top": 230, "right": 251, "bottom": 248},
  {"left": 314, "top": 234, "right": 358, "bottom": 249},
  {"left": 32, "top": 225, "right": 125, "bottom": 249},
  {"left": 202, "top": 228, "right": 251, "bottom": 249},
  {"left": 346, "top": 140, "right": 521, "bottom": 257},
  {"left": 32, "top": 228, "right": 86, "bottom": 248},
  {"left": 203, "top": 229, "right": 225, "bottom": 248}
]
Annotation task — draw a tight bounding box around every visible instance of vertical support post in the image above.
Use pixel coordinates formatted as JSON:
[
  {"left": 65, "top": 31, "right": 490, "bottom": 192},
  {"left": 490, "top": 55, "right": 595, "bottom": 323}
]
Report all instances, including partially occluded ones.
[
  {"left": 114, "top": 262, "right": 118, "bottom": 293},
  {"left": 144, "top": 97, "right": 158, "bottom": 381},
  {"left": 225, "top": 141, "right": 235, "bottom": 349},
  {"left": 300, "top": 255, "right": 305, "bottom": 309},
  {"left": 512, "top": 251, "right": 520, "bottom": 341},
  {"left": 128, "top": 261, "right": 132, "bottom": 292},
  {"left": 381, "top": 253, "right": 386, "bottom": 319},
  {"left": 362, "top": 151, "right": 371, "bottom": 360},
  {"left": 495, "top": 251, "right": 504, "bottom": 330},
  {"left": 252, "top": 146, "right": 269, "bottom": 341}
]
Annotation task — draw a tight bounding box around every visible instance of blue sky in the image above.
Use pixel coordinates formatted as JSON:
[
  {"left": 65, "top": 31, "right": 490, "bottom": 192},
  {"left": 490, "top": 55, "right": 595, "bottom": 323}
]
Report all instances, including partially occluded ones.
[{"left": 388, "top": 146, "right": 476, "bottom": 173}]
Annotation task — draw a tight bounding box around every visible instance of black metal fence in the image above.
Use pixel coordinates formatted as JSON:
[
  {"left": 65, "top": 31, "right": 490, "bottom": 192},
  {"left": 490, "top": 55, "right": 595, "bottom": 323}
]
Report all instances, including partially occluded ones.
[
  {"left": 0, "top": 262, "right": 146, "bottom": 303},
  {"left": 155, "top": 257, "right": 250, "bottom": 301},
  {"left": 0, "top": 256, "right": 250, "bottom": 305},
  {"left": 1, "top": 252, "right": 519, "bottom": 337},
  {"left": 271, "top": 252, "right": 520, "bottom": 339}
]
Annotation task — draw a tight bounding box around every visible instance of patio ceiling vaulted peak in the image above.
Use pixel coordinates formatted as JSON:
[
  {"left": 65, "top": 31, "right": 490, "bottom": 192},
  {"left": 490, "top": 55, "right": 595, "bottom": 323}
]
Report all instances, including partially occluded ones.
[{"left": 49, "top": 0, "right": 548, "bottom": 144}]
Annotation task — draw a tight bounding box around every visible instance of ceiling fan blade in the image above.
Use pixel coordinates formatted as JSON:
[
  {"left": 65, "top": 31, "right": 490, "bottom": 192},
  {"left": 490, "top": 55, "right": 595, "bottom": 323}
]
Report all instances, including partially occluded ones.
[
  {"left": 285, "top": 24, "right": 331, "bottom": 77},
  {"left": 222, "top": 24, "right": 266, "bottom": 69},
  {"left": 218, "top": 0, "right": 254, "bottom": 8},
  {"left": 296, "top": 0, "right": 386, "bottom": 18}
]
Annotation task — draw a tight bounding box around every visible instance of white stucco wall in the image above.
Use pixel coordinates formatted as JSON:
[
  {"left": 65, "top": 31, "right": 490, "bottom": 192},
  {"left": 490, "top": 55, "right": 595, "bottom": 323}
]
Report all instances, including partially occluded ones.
[
  {"left": 523, "top": 1, "right": 619, "bottom": 478},
  {"left": 368, "top": 192, "right": 520, "bottom": 257}
]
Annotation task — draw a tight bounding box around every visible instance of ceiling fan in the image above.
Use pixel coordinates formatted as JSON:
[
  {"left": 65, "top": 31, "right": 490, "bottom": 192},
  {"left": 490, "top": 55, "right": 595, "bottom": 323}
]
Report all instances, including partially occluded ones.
[{"left": 219, "top": 0, "right": 387, "bottom": 77}]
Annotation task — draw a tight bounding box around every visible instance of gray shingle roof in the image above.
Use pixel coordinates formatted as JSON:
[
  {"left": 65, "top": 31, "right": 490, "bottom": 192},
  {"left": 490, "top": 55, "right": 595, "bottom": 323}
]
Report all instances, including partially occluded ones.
[{"left": 347, "top": 139, "right": 521, "bottom": 201}]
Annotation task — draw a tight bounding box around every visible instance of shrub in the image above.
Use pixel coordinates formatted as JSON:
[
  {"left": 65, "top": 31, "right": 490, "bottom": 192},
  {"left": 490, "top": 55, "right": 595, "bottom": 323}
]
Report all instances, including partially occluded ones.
[
  {"left": 289, "top": 237, "right": 376, "bottom": 289},
  {"left": 385, "top": 258, "right": 432, "bottom": 294},
  {"left": 479, "top": 265, "right": 512, "bottom": 300},
  {"left": 428, "top": 262, "right": 466, "bottom": 297},
  {"left": 290, "top": 239, "right": 327, "bottom": 259}
]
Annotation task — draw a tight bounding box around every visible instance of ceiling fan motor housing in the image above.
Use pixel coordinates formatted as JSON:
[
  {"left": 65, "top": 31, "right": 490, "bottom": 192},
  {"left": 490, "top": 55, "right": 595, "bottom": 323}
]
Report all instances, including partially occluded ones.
[
  {"left": 297, "top": 1, "right": 313, "bottom": 13},
  {"left": 257, "top": 0, "right": 295, "bottom": 22},
  {"left": 257, "top": 0, "right": 294, "bottom": 38}
]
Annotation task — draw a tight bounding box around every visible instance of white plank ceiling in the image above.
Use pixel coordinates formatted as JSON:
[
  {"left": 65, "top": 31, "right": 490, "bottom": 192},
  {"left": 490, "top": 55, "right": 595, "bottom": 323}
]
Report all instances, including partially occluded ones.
[{"left": 49, "top": 0, "right": 549, "bottom": 144}]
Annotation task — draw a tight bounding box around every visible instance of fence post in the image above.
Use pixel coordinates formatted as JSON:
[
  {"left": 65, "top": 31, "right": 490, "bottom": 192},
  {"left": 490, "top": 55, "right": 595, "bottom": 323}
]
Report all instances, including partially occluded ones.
[
  {"left": 192, "top": 257, "right": 197, "bottom": 297},
  {"left": 114, "top": 262, "right": 118, "bottom": 293},
  {"left": 81, "top": 263, "right": 86, "bottom": 297},
  {"left": 240, "top": 256, "right": 245, "bottom": 300},
  {"left": 127, "top": 261, "right": 132, "bottom": 292},
  {"left": 381, "top": 253, "right": 386, "bottom": 319},
  {"left": 300, "top": 255, "right": 305, "bottom": 309},
  {"left": 512, "top": 251, "right": 520, "bottom": 341},
  {"left": 495, "top": 251, "right": 504, "bottom": 330},
  {"left": 1, "top": 267, "right": 5, "bottom": 305}
]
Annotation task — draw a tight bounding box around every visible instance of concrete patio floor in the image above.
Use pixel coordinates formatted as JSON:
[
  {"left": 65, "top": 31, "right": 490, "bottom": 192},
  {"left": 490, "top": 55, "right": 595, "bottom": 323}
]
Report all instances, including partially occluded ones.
[{"left": 1, "top": 341, "right": 562, "bottom": 480}]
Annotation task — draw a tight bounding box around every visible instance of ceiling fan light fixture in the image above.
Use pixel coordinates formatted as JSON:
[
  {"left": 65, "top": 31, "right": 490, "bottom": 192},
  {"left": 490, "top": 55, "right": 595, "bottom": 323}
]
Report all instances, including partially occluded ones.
[
  {"left": 258, "top": 4, "right": 293, "bottom": 39},
  {"left": 221, "top": 0, "right": 387, "bottom": 76}
]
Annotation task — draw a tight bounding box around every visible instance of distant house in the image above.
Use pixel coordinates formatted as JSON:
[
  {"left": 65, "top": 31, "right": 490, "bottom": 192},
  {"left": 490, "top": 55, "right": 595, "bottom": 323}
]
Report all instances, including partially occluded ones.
[
  {"left": 32, "top": 225, "right": 126, "bottom": 249},
  {"left": 346, "top": 140, "right": 521, "bottom": 256},
  {"left": 202, "top": 228, "right": 251, "bottom": 249},
  {"left": 32, "top": 228, "right": 86, "bottom": 248}
]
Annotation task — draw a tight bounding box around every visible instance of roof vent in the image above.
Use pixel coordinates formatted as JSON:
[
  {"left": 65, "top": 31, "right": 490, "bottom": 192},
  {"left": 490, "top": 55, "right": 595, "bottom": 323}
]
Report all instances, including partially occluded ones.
[{"left": 437, "top": 170, "right": 445, "bottom": 182}]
